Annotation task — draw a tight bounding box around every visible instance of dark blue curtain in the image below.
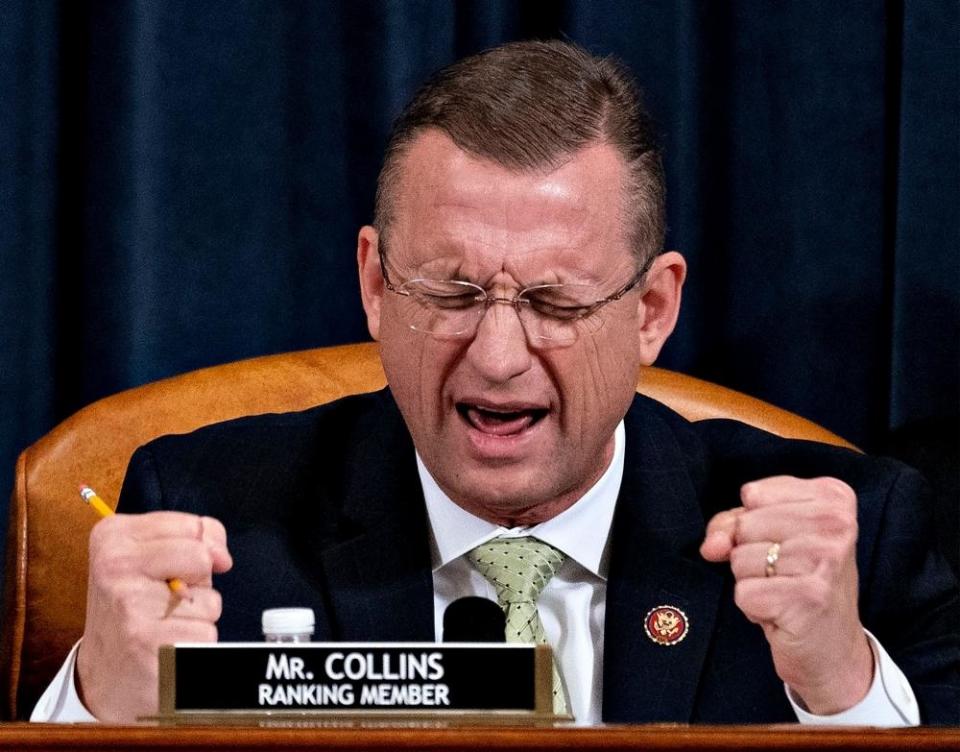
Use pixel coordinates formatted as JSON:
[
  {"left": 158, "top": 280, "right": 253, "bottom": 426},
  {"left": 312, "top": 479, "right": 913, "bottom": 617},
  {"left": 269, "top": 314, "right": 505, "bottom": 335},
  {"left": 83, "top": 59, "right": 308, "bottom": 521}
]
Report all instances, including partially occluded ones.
[{"left": 3, "top": 1, "right": 957, "bottom": 532}]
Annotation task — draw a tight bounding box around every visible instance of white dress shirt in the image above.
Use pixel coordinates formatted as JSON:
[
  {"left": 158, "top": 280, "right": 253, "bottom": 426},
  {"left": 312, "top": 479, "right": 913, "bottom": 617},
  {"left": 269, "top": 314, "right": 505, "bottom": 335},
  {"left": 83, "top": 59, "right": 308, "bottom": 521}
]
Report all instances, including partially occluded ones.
[{"left": 33, "top": 421, "right": 918, "bottom": 723}]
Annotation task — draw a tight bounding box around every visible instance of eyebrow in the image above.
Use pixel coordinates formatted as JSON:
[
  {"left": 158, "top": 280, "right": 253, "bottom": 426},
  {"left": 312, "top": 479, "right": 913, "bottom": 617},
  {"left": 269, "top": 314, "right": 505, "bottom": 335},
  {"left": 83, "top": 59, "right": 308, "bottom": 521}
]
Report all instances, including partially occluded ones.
[{"left": 381, "top": 238, "right": 609, "bottom": 288}]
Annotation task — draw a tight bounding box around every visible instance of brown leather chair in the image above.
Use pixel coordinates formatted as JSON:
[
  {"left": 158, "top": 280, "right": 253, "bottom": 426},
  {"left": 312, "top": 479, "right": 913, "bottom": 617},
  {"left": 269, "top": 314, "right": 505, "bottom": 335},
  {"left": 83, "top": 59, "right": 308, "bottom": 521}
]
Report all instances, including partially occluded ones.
[{"left": 0, "top": 342, "right": 855, "bottom": 719}]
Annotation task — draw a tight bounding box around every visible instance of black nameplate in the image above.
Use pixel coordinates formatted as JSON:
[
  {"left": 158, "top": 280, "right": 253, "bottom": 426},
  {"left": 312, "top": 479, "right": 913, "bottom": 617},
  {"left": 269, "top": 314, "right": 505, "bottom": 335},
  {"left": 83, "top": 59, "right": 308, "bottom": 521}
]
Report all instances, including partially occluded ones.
[{"left": 158, "top": 642, "right": 553, "bottom": 716}]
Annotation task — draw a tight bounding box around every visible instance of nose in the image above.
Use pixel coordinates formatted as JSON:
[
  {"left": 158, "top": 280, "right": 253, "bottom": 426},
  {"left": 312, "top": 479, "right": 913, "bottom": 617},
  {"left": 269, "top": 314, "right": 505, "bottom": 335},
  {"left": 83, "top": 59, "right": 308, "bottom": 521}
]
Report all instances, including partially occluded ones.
[{"left": 464, "top": 300, "right": 533, "bottom": 384}]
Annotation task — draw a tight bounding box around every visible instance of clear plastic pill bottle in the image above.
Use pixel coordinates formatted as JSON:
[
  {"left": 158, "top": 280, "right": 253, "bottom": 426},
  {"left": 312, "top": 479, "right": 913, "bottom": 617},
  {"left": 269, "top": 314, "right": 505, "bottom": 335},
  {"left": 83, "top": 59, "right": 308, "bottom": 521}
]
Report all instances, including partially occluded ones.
[{"left": 262, "top": 607, "right": 315, "bottom": 643}]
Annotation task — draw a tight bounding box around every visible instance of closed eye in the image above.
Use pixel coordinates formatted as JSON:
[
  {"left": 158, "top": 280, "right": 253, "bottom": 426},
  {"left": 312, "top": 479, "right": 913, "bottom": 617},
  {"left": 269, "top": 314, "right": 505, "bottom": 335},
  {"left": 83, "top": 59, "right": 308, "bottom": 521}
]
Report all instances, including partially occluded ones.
[
  {"left": 415, "top": 292, "right": 481, "bottom": 310},
  {"left": 527, "top": 299, "right": 594, "bottom": 320}
]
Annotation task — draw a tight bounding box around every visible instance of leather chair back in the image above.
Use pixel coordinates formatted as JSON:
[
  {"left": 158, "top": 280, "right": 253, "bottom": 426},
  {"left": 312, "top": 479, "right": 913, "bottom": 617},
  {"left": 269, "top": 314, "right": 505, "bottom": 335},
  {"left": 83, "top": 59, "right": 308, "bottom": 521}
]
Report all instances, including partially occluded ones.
[{"left": 0, "top": 342, "right": 854, "bottom": 719}]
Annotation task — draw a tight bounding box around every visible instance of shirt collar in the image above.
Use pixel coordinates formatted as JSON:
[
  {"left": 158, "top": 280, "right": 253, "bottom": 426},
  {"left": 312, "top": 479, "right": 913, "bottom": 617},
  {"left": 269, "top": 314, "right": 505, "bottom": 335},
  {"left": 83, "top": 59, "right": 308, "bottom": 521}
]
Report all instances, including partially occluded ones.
[{"left": 417, "top": 421, "right": 625, "bottom": 580}]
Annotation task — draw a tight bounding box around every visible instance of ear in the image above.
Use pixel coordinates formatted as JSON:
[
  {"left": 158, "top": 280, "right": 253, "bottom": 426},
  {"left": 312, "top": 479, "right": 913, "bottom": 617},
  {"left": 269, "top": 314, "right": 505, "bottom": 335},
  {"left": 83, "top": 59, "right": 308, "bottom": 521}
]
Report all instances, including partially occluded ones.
[
  {"left": 635, "top": 251, "right": 686, "bottom": 365},
  {"left": 357, "top": 225, "right": 384, "bottom": 341}
]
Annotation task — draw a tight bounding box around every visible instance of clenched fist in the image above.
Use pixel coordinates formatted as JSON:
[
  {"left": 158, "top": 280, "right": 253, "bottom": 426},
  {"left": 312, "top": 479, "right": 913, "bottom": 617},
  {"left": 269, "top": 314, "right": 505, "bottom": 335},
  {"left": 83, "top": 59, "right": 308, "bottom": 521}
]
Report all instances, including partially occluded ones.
[
  {"left": 76, "top": 511, "right": 233, "bottom": 722},
  {"left": 700, "top": 476, "right": 874, "bottom": 715}
]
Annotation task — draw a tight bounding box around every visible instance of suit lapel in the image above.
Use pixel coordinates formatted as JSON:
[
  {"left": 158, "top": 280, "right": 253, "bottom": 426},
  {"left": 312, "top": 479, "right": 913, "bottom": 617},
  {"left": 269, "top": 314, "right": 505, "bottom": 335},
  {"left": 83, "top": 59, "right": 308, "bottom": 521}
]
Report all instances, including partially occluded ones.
[
  {"left": 602, "top": 397, "right": 726, "bottom": 723},
  {"left": 310, "top": 390, "right": 435, "bottom": 642}
]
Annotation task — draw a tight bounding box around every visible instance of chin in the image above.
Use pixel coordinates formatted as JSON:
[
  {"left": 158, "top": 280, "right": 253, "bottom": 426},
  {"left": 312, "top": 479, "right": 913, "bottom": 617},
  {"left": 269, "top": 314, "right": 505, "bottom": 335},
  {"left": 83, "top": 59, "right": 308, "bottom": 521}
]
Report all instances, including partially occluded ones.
[{"left": 443, "top": 466, "right": 568, "bottom": 524}]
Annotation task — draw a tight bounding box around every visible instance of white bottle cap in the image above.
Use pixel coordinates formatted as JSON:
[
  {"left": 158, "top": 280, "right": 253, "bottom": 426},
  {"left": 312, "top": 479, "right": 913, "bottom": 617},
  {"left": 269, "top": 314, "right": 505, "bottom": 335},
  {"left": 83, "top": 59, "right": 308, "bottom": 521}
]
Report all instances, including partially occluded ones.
[{"left": 262, "top": 607, "right": 315, "bottom": 636}]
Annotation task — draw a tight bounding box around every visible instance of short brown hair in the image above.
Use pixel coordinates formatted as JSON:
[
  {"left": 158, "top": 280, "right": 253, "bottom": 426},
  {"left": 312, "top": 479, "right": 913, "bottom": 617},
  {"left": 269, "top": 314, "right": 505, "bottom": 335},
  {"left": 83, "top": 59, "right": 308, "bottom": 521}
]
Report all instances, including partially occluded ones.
[{"left": 374, "top": 39, "right": 665, "bottom": 267}]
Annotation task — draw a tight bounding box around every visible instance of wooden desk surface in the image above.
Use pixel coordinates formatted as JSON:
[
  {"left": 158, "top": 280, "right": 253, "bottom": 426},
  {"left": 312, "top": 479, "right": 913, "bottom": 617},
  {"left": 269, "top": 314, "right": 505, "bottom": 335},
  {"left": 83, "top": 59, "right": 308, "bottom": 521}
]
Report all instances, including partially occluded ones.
[{"left": 3, "top": 724, "right": 959, "bottom": 751}]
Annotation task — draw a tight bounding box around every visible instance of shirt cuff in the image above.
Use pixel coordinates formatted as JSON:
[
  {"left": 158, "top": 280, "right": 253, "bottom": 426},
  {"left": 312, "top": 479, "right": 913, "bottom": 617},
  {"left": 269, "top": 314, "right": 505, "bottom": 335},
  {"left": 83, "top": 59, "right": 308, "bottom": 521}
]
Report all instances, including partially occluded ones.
[
  {"left": 787, "top": 629, "right": 919, "bottom": 726},
  {"left": 30, "top": 640, "right": 98, "bottom": 723}
]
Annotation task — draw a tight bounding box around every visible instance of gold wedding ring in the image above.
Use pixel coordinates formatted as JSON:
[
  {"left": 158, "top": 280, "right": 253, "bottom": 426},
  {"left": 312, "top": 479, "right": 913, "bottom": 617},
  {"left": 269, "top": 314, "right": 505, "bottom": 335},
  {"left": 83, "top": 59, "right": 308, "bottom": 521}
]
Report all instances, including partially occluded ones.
[{"left": 764, "top": 542, "right": 781, "bottom": 577}]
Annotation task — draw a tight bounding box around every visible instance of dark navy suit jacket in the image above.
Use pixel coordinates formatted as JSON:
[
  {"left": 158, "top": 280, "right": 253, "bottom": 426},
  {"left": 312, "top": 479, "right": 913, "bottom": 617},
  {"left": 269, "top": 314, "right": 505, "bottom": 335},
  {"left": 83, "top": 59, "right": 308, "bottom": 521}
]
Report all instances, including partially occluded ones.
[{"left": 118, "top": 389, "right": 959, "bottom": 724}]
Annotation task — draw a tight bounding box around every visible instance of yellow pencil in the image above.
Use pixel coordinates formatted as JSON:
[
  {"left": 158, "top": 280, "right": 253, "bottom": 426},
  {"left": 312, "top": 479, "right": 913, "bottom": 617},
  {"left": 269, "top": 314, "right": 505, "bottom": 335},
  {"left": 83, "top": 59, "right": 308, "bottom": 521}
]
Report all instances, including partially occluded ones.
[{"left": 78, "top": 484, "right": 190, "bottom": 599}]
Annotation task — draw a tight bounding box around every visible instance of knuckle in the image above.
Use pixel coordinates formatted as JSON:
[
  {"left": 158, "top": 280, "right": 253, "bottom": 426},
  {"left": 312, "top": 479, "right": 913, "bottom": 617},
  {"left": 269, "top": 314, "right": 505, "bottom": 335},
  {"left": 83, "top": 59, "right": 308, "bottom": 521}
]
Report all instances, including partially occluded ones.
[
  {"left": 87, "top": 522, "right": 106, "bottom": 548},
  {"left": 840, "top": 511, "right": 859, "bottom": 536},
  {"left": 834, "top": 511, "right": 857, "bottom": 538},
  {"left": 811, "top": 505, "right": 856, "bottom": 535},
  {"left": 808, "top": 509, "right": 832, "bottom": 533},
  {"left": 202, "top": 516, "right": 228, "bottom": 542},
  {"left": 816, "top": 476, "right": 856, "bottom": 503},
  {"left": 88, "top": 516, "right": 120, "bottom": 548},
  {"left": 91, "top": 545, "right": 135, "bottom": 581}
]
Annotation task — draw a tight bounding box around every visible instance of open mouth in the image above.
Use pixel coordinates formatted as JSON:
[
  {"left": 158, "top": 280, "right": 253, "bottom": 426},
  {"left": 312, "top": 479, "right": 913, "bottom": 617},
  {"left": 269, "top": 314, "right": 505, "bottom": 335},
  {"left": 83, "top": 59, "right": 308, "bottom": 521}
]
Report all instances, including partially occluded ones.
[{"left": 456, "top": 403, "right": 549, "bottom": 436}]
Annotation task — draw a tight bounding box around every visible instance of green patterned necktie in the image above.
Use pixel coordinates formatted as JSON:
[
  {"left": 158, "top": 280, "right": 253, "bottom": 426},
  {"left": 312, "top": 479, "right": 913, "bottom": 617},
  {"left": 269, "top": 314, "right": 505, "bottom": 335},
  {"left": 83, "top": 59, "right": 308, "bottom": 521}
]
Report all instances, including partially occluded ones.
[{"left": 466, "top": 536, "right": 569, "bottom": 715}]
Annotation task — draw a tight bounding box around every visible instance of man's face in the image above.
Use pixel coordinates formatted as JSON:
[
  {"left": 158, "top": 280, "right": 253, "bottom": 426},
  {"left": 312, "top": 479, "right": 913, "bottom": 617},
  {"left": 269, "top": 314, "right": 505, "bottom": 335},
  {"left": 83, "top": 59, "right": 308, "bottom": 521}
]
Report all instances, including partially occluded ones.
[{"left": 359, "top": 131, "right": 683, "bottom": 525}]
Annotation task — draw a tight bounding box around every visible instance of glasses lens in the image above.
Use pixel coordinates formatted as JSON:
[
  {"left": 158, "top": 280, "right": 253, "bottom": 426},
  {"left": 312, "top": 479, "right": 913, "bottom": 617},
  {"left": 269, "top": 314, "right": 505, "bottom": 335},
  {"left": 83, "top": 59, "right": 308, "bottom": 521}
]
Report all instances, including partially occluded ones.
[
  {"left": 519, "top": 284, "right": 605, "bottom": 346},
  {"left": 398, "top": 279, "right": 485, "bottom": 337},
  {"left": 391, "top": 278, "right": 623, "bottom": 348}
]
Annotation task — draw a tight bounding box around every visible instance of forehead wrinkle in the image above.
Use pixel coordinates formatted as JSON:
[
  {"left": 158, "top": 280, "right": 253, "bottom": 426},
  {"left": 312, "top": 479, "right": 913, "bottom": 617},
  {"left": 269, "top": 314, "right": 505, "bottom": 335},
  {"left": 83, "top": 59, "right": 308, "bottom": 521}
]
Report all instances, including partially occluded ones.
[
  {"left": 390, "top": 132, "right": 635, "bottom": 284},
  {"left": 405, "top": 213, "right": 632, "bottom": 288}
]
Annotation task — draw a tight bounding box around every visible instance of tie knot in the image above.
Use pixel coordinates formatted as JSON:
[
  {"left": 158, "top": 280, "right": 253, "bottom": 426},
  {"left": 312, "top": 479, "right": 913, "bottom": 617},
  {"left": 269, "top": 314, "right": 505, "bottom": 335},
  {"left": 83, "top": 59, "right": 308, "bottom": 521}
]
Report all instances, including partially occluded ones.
[{"left": 467, "top": 536, "right": 567, "bottom": 606}]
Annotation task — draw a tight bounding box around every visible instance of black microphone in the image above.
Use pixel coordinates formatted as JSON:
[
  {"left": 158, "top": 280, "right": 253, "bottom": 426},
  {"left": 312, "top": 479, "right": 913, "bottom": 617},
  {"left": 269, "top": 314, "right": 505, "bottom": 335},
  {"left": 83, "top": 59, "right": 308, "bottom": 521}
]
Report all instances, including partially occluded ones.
[{"left": 443, "top": 597, "right": 506, "bottom": 642}]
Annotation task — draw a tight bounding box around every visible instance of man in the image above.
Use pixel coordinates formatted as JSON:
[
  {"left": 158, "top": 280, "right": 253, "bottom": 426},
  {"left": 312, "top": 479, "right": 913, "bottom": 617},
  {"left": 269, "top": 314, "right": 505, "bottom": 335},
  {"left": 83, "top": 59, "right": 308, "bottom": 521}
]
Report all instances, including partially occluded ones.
[{"left": 33, "top": 40, "right": 958, "bottom": 724}]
